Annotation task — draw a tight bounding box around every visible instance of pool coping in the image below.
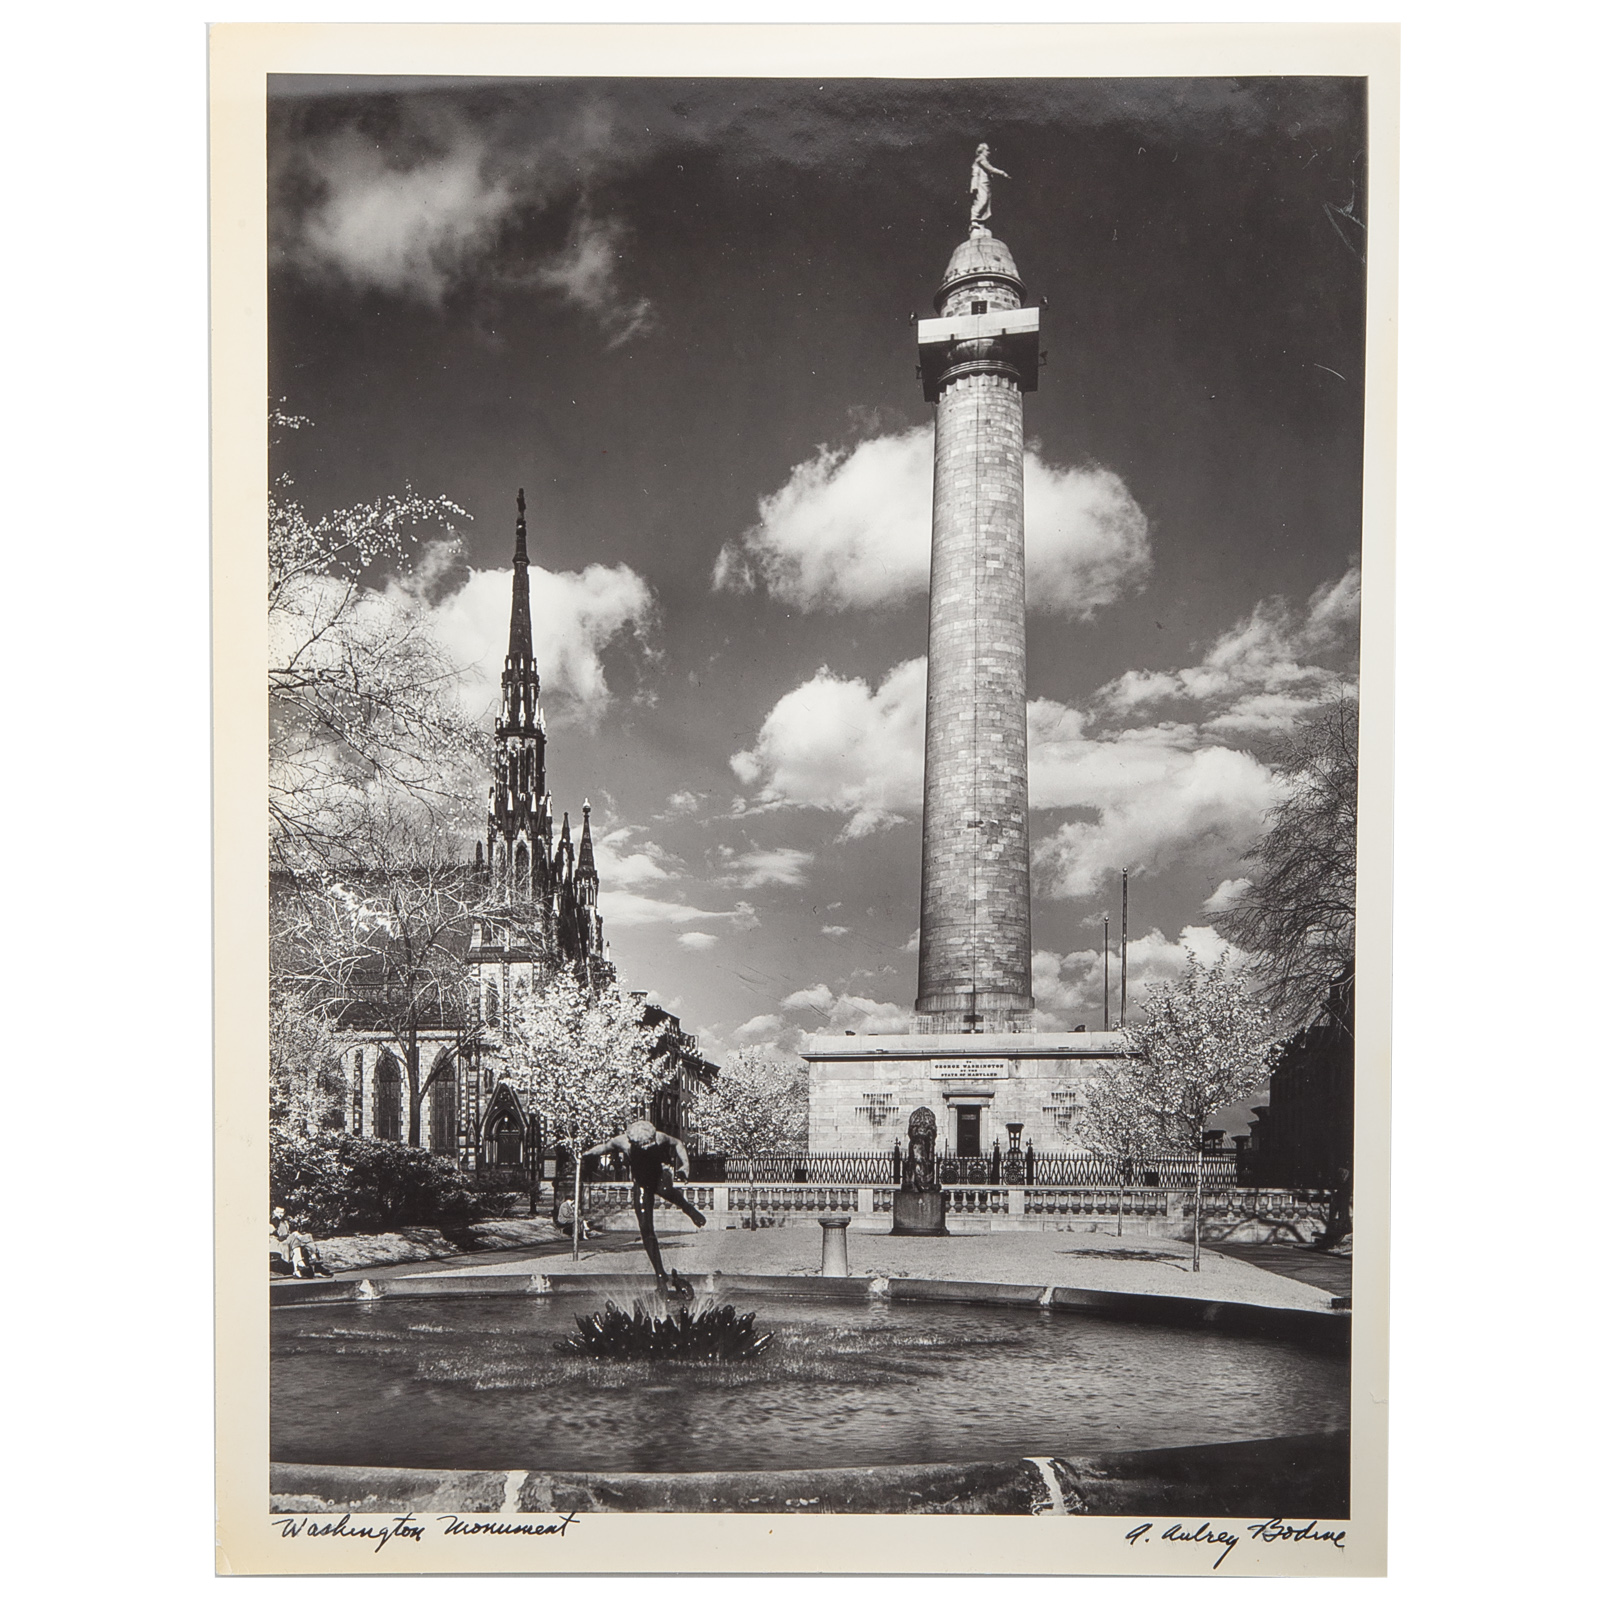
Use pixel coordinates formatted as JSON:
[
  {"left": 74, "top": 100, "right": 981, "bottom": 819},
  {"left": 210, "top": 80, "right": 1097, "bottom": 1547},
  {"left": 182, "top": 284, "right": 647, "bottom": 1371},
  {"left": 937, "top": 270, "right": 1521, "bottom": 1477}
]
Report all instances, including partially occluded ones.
[
  {"left": 270, "top": 1431, "right": 1352, "bottom": 1519},
  {"left": 271, "top": 1267, "right": 1349, "bottom": 1351}
]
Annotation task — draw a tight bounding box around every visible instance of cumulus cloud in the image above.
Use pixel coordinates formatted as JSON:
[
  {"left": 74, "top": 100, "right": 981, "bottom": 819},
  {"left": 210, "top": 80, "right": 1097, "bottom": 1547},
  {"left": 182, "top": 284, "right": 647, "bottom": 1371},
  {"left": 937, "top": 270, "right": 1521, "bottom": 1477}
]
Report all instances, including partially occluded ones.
[
  {"left": 593, "top": 827, "right": 679, "bottom": 892},
  {"left": 422, "top": 558, "right": 656, "bottom": 725},
  {"left": 733, "top": 658, "right": 1279, "bottom": 890},
  {"left": 1032, "top": 925, "right": 1247, "bottom": 1028},
  {"left": 781, "top": 983, "right": 835, "bottom": 1014},
  {"left": 730, "top": 657, "right": 926, "bottom": 838},
  {"left": 733, "top": 1014, "right": 782, "bottom": 1042},
  {"left": 1202, "top": 877, "right": 1252, "bottom": 914},
  {"left": 721, "top": 847, "right": 814, "bottom": 889},
  {"left": 821, "top": 925, "right": 850, "bottom": 938},
  {"left": 733, "top": 567, "right": 1351, "bottom": 897},
  {"left": 273, "top": 111, "right": 653, "bottom": 335},
  {"left": 713, "top": 426, "right": 1149, "bottom": 618},
  {"left": 600, "top": 892, "right": 758, "bottom": 931},
  {"left": 776, "top": 981, "right": 911, "bottom": 1034},
  {"left": 1030, "top": 708, "right": 1282, "bottom": 900},
  {"left": 1098, "top": 567, "right": 1360, "bottom": 734},
  {"left": 677, "top": 930, "right": 719, "bottom": 951},
  {"left": 284, "top": 129, "right": 517, "bottom": 305}
]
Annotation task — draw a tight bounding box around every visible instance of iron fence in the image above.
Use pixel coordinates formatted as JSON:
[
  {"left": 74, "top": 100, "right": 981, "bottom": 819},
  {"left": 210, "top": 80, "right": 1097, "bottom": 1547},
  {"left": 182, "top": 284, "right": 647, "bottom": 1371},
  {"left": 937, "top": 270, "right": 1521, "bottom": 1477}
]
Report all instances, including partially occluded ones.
[
  {"left": 696, "top": 1152, "right": 899, "bottom": 1184},
  {"left": 687, "top": 1149, "right": 1240, "bottom": 1187}
]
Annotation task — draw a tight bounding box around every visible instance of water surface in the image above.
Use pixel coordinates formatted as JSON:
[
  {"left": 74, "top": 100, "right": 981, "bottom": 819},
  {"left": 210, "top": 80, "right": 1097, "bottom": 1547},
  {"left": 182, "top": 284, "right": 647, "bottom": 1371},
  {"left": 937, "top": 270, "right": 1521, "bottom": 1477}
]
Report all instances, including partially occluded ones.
[{"left": 272, "top": 1293, "right": 1348, "bottom": 1472}]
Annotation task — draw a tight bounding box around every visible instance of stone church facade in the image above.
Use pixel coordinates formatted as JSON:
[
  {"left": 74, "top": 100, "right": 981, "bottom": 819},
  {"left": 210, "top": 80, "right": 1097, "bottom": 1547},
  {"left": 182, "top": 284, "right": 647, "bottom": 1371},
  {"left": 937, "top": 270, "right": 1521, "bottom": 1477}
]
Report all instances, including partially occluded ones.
[{"left": 331, "top": 491, "right": 712, "bottom": 1183}]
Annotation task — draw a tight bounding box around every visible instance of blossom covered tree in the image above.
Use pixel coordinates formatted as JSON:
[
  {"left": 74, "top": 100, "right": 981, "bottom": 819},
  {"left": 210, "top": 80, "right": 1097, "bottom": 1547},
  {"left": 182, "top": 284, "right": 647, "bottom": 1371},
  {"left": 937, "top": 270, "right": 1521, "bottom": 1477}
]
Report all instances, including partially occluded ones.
[
  {"left": 692, "top": 1048, "right": 809, "bottom": 1230},
  {"left": 1118, "top": 953, "right": 1276, "bottom": 1271},
  {"left": 1076, "top": 1063, "right": 1160, "bottom": 1237},
  {"left": 268, "top": 987, "right": 348, "bottom": 1143},
  {"left": 500, "top": 966, "right": 677, "bottom": 1260},
  {"left": 268, "top": 410, "right": 480, "bottom": 870}
]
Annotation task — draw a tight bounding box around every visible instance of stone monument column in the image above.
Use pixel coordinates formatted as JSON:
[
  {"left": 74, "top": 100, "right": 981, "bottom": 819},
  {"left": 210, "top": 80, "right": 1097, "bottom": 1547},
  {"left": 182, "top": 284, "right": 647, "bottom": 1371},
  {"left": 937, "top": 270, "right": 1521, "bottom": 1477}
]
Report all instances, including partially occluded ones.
[{"left": 914, "top": 188, "right": 1042, "bottom": 1035}]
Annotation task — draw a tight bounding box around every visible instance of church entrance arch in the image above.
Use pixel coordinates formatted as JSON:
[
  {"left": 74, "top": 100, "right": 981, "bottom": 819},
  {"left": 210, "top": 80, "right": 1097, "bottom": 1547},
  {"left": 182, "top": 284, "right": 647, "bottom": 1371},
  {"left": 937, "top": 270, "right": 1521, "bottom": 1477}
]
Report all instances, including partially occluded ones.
[{"left": 482, "top": 1086, "right": 527, "bottom": 1173}]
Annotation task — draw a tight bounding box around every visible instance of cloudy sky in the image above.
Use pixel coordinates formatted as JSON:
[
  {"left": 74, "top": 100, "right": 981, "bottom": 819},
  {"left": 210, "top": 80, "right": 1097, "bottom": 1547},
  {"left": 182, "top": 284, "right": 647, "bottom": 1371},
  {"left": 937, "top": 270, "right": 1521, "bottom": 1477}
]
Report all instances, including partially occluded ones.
[{"left": 269, "top": 74, "right": 1365, "bottom": 1065}]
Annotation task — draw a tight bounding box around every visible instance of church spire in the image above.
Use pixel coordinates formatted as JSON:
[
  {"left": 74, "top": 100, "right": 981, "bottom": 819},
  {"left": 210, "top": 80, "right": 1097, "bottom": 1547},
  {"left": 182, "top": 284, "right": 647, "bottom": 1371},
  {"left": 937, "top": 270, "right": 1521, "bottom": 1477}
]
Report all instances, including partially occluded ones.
[
  {"left": 575, "top": 800, "right": 598, "bottom": 907},
  {"left": 497, "top": 488, "right": 540, "bottom": 739},
  {"left": 487, "top": 488, "right": 549, "bottom": 904},
  {"left": 507, "top": 487, "right": 534, "bottom": 664}
]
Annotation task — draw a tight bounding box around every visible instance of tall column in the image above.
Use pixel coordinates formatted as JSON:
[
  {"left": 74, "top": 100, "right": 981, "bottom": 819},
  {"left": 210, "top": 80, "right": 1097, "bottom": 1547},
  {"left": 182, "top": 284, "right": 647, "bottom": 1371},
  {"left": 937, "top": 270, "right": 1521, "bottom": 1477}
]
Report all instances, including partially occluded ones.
[{"left": 914, "top": 229, "right": 1041, "bottom": 1033}]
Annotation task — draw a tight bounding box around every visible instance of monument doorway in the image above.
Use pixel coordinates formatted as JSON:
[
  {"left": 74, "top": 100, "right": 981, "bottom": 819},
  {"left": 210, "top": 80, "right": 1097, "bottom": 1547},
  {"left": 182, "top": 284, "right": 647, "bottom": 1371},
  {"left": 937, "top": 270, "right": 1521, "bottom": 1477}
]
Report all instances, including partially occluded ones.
[{"left": 955, "top": 1105, "right": 982, "bottom": 1158}]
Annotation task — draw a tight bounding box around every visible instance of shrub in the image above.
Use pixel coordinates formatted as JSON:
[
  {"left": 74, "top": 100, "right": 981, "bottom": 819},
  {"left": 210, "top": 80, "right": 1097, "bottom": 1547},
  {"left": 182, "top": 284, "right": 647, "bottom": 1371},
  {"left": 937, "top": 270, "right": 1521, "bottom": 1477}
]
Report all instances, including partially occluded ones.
[
  {"left": 560, "top": 1299, "right": 772, "bottom": 1361},
  {"left": 270, "top": 1131, "right": 488, "bottom": 1234}
]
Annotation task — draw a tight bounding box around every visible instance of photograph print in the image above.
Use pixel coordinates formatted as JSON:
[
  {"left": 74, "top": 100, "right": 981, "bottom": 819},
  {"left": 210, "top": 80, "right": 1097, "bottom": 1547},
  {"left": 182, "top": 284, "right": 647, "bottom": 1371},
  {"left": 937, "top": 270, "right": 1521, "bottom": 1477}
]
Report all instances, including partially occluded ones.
[{"left": 242, "top": 38, "right": 1388, "bottom": 1574}]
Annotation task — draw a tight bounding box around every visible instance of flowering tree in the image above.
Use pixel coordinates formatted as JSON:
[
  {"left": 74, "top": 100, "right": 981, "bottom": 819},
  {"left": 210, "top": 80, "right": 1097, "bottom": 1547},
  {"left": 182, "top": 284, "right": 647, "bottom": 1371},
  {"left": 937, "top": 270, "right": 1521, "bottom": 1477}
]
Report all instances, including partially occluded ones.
[
  {"left": 501, "top": 966, "right": 676, "bottom": 1260},
  {"left": 269, "top": 986, "right": 348, "bottom": 1144},
  {"left": 1077, "top": 1064, "right": 1160, "bottom": 1237},
  {"left": 1120, "top": 953, "right": 1276, "bottom": 1271},
  {"left": 268, "top": 410, "right": 480, "bottom": 870},
  {"left": 693, "top": 1049, "right": 809, "bottom": 1230}
]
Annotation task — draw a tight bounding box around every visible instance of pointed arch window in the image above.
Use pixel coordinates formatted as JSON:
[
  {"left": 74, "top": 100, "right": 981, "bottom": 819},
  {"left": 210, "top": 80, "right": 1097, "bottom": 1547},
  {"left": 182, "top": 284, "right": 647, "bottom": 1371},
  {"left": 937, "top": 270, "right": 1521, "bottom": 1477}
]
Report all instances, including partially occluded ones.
[
  {"left": 430, "top": 1060, "right": 458, "bottom": 1155},
  {"left": 374, "top": 1055, "right": 403, "bottom": 1143}
]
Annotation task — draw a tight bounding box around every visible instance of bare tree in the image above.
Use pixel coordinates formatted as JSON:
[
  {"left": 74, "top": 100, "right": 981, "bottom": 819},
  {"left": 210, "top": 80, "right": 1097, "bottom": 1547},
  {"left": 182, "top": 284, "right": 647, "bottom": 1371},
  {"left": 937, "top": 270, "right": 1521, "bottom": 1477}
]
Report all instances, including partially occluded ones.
[
  {"left": 274, "top": 803, "right": 479, "bottom": 1148},
  {"left": 693, "top": 1048, "right": 809, "bottom": 1231},
  {"left": 1218, "top": 696, "right": 1358, "bottom": 1036},
  {"left": 268, "top": 411, "right": 481, "bottom": 869}
]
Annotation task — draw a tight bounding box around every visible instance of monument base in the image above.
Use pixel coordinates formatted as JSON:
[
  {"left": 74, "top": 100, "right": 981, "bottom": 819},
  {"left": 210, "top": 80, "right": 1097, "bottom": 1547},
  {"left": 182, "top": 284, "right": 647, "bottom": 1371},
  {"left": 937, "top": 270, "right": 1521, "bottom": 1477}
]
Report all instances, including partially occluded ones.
[{"left": 891, "top": 1191, "right": 949, "bottom": 1237}]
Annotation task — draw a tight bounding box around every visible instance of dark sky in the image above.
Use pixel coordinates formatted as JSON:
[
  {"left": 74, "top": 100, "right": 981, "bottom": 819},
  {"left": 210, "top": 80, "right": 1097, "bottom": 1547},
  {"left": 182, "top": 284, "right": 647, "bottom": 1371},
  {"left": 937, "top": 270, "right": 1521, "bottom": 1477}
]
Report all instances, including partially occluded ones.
[{"left": 269, "top": 74, "right": 1366, "bottom": 1060}]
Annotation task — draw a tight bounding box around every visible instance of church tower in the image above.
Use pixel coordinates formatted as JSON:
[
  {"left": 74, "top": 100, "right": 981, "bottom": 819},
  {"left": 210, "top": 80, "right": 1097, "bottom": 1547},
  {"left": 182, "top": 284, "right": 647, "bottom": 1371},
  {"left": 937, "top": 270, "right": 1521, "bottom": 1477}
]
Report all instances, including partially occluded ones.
[
  {"left": 487, "top": 488, "right": 553, "bottom": 914},
  {"left": 913, "top": 217, "right": 1041, "bottom": 1033}
]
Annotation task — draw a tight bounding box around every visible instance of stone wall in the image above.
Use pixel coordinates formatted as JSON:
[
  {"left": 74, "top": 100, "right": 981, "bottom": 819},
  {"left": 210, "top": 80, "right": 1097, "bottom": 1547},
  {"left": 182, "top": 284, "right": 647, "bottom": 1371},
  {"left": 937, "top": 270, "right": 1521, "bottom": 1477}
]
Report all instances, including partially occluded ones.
[{"left": 805, "top": 1043, "right": 1123, "bottom": 1153}]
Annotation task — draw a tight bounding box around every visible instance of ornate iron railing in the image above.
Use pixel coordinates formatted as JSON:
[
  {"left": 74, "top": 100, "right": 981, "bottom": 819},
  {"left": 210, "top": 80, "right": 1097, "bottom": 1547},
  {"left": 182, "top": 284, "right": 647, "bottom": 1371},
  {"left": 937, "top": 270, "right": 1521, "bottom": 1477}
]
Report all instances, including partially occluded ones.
[
  {"left": 710, "top": 1152, "right": 898, "bottom": 1184},
  {"left": 687, "top": 1149, "right": 1240, "bottom": 1188}
]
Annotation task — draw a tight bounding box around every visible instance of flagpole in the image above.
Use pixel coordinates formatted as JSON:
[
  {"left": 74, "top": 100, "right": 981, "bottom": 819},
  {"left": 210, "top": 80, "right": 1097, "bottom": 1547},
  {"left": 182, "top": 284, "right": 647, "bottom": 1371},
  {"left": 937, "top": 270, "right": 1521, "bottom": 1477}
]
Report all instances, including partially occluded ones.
[
  {"left": 1119, "top": 868, "right": 1129, "bottom": 1028},
  {"left": 1102, "top": 914, "right": 1110, "bottom": 1031}
]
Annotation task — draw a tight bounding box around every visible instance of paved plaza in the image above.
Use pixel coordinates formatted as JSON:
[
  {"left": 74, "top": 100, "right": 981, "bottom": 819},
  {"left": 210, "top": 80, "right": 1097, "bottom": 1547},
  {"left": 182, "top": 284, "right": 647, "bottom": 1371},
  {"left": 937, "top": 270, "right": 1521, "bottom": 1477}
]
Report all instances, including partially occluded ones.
[{"left": 371, "top": 1221, "right": 1343, "bottom": 1312}]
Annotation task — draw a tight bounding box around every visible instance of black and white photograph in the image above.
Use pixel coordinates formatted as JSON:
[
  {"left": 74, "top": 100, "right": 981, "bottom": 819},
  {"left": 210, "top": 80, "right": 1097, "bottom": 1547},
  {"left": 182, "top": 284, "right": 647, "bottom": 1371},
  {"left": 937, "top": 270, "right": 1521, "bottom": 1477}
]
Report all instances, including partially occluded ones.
[{"left": 214, "top": 23, "right": 1396, "bottom": 1576}]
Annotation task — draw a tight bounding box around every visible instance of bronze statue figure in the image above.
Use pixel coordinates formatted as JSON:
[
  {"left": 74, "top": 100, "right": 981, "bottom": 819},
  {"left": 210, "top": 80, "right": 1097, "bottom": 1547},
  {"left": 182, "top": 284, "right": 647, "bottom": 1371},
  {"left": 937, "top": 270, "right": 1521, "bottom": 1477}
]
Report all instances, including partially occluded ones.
[
  {"left": 903, "top": 1106, "right": 940, "bottom": 1194},
  {"left": 969, "top": 142, "right": 1010, "bottom": 231}
]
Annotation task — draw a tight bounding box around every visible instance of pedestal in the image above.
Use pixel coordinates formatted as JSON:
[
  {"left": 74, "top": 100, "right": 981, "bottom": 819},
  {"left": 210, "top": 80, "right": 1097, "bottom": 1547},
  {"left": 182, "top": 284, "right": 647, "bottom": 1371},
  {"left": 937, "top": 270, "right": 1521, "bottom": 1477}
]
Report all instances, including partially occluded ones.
[
  {"left": 818, "top": 1214, "right": 850, "bottom": 1277},
  {"left": 891, "top": 1190, "right": 949, "bottom": 1237}
]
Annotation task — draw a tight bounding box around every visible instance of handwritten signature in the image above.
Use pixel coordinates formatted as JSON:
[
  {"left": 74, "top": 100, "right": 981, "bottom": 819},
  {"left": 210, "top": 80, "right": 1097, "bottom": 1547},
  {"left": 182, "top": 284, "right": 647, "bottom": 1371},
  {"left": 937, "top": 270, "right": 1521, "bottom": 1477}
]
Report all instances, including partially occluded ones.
[
  {"left": 1125, "top": 1518, "right": 1347, "bottom": 1570},
  {"left": 271, "top": 1510, "right": 580, "bottom": 1551}
]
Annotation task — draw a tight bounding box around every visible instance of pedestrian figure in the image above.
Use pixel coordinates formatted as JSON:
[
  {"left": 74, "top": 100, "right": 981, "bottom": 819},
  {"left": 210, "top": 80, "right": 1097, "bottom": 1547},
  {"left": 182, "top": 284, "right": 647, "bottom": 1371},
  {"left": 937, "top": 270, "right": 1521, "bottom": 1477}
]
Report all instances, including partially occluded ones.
[
  {"left": 271, "top": 1206, "right": 329, "bottom": 1278},
  {"left": 583, "top": 1120, "right": 706, "bottom": 1286}
]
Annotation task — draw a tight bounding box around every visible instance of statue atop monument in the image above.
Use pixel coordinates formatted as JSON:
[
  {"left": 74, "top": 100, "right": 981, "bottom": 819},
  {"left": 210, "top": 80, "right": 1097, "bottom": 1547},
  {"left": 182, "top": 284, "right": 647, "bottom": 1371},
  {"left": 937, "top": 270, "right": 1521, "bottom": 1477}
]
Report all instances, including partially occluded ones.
[{"left": 969, "top": 142, "right": 1010, "bottom": 234}]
